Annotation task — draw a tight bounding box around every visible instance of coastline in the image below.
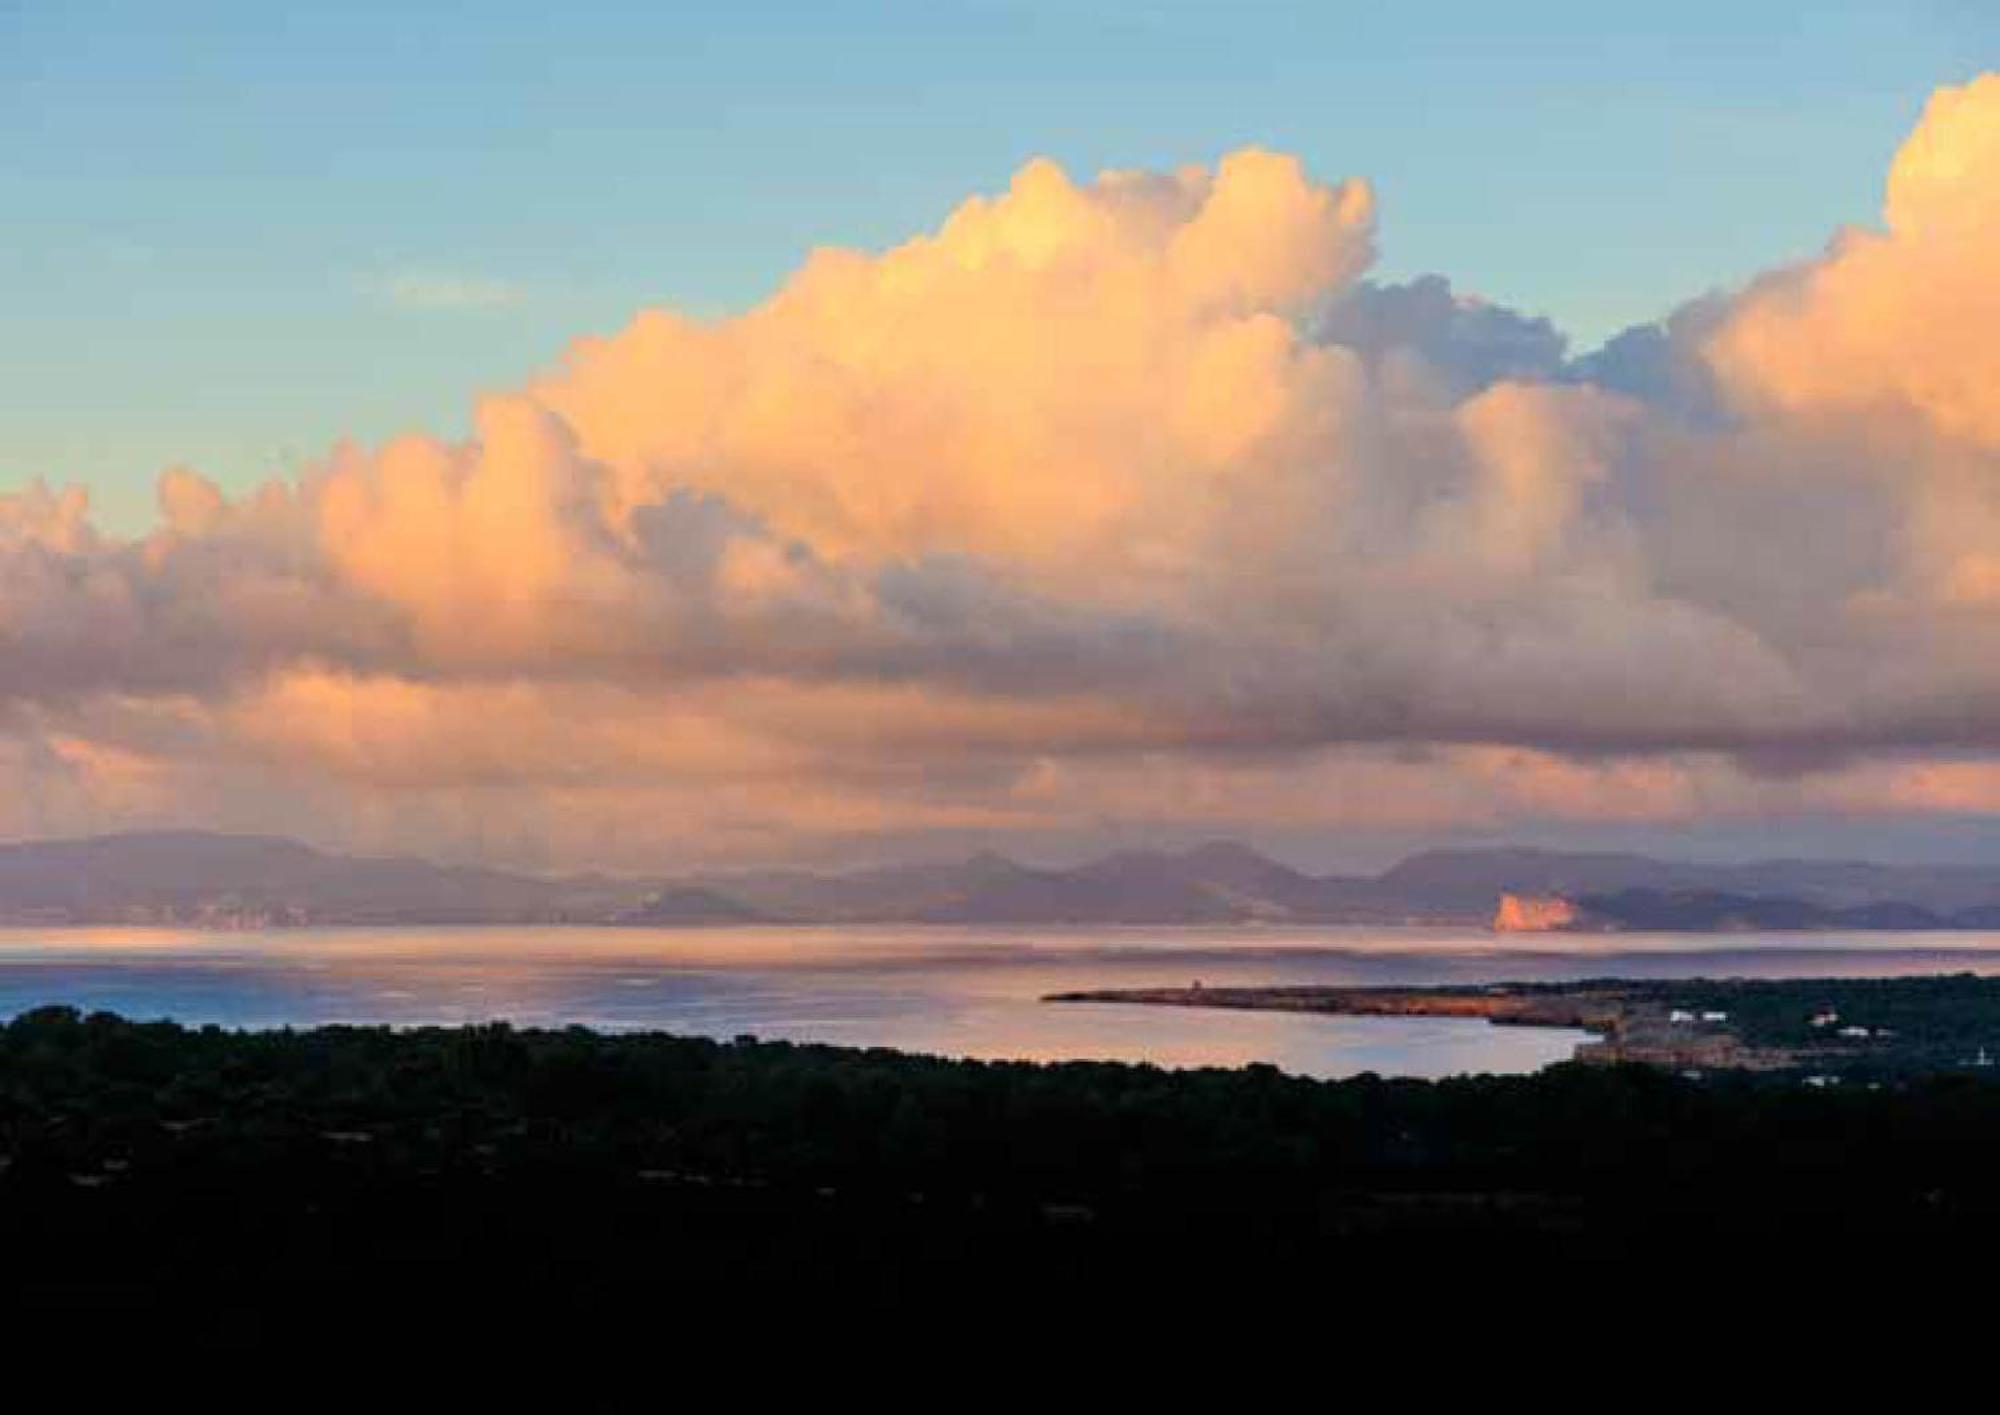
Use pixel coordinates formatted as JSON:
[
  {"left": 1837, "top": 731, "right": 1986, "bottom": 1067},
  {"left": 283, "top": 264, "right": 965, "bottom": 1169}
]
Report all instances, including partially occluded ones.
[{"left": 1045, "top": 983, "right": 1806, "bottom": 1070}]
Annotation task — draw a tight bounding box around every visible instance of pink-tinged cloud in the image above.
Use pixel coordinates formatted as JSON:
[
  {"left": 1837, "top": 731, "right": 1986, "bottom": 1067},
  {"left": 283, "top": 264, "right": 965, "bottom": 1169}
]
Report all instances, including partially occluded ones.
[{"left": 2, "top": 81, "right": 2000, "bottom": 866}]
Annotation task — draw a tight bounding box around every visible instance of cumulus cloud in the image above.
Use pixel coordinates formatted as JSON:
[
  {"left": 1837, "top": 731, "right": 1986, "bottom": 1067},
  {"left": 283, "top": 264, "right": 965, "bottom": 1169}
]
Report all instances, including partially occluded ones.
[
  {"left": 4, "top": 80, "right": 2000, "bottom": 865},
  {"left": 1316, "top": 273, "right": 1570, "bottom": 398}
]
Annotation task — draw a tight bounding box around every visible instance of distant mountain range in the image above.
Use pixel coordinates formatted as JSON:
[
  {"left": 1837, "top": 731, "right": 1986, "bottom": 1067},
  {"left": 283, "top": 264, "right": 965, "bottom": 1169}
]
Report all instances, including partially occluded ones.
[
  {"left": 1566, "top": 889, "right": 2000, "bottom": 933},
  {"left": 7, "top": 831, "right": 2000, "bottom": 931},
  {"left": 0, "top": 832, "right": 644, "bottom": 927}
]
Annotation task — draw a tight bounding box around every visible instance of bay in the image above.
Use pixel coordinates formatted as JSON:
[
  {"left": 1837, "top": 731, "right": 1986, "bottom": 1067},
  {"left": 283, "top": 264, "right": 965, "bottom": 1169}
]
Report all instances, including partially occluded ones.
[{"left": 7, "top": 924, "right": 2000, "bottom": 1078}]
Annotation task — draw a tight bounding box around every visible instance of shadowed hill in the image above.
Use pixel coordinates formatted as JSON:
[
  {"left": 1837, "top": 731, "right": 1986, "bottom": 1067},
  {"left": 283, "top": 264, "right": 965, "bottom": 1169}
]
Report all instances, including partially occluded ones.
[{"left": 10, "top": 831, "right": 2000, "bottom": 928}]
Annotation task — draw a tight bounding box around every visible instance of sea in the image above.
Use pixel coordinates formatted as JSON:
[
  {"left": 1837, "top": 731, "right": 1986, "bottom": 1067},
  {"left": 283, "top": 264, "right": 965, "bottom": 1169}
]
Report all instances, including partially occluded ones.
[{"left": 6, "top": 924, "right": 2000, "bottom": 1079}]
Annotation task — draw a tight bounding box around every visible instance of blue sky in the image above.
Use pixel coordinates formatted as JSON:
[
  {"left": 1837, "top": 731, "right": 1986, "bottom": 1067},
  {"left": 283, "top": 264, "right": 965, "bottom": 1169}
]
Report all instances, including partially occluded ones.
[{"left": 4, "top": 1, "right": 1993, "bottom": 531}]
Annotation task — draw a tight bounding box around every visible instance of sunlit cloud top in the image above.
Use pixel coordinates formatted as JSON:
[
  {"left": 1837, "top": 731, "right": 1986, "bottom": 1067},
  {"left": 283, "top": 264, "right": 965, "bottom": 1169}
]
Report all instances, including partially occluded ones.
[{"left": 3, "top": 72, "right": 1999, "bottom": 869}]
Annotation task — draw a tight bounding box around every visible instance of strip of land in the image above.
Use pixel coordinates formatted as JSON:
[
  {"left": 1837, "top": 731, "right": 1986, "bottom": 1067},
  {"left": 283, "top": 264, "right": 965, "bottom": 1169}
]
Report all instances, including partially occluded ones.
[{"left": 1046, "top": 975, "right": 2000, "bottom": 1075}]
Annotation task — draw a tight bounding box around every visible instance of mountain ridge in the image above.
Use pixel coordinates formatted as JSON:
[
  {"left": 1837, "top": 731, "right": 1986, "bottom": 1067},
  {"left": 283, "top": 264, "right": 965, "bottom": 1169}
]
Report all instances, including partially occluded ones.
[{"left": 7, "top": 830, "right": 2000, "bottom": 928}]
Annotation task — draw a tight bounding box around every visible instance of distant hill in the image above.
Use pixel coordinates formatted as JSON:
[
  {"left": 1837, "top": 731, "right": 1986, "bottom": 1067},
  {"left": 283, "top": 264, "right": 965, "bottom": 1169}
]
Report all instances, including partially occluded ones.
[
  {"left": 0, "top": 831, "right": 647, "bottom": 927},
  {"left": 613, "top": 886, "right": 767, "bottom": 926},
  {"left": 649, "top": 842, "right": 2000, "bottom": 928},
  {"left": 1576, "top": 889, "right": 1987, "bottom": 933},
  {"left": 1384, "top": 848, "right": 2000, "bottom": 917},
  {"left": 683, "top": 843, "right": 1397, "bottom": 924},
  {"left": 7, "top": 831, "right": 2000, "bottom": 929}
]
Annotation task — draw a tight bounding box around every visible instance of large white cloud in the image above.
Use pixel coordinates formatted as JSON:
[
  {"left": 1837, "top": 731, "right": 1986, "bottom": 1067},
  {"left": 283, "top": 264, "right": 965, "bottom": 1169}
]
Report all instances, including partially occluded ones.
[{"left": 3, "top": 78, "right": 1999, "bottom": 865}]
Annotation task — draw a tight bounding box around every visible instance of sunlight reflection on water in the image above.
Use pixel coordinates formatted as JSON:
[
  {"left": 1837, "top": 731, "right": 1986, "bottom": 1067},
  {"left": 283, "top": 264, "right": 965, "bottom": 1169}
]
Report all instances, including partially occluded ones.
[{"left": 6, "top": 924, "right": 2000, "bottom": 1078}]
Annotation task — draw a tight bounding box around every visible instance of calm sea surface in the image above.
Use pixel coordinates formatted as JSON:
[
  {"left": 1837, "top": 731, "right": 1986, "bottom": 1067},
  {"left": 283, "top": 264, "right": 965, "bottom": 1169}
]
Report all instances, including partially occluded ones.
[{"left": 7, "top": 924, "right": 2000, "bottom": 1079}]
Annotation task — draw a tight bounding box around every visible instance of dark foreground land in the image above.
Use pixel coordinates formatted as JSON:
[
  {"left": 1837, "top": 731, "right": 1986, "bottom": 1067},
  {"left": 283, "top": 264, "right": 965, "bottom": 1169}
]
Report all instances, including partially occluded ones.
[{"left": 5, "top": 1000, "right": 2000, "bottom": 1353}]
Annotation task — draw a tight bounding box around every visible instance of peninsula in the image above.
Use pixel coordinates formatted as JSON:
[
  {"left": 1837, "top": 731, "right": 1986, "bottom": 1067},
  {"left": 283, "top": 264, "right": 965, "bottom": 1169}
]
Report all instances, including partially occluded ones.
[{"left": 1046, "top": 974, "right": 2000, "bottom": 1077}]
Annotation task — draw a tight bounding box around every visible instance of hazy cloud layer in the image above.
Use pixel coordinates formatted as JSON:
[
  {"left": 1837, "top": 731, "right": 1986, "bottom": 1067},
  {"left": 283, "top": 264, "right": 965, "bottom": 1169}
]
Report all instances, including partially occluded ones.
[{"left": 4, "top": 77, "right": 1999, "bottom": 866}]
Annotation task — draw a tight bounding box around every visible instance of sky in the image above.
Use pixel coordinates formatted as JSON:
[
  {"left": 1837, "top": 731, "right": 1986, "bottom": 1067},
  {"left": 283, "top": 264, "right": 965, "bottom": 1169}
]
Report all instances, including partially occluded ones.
[
  {"left": 7, "top": 1, "right": 1990, "bottom": 527},
  {"left": 3, "top": 5, "right": 2000, "bottom": 871}
]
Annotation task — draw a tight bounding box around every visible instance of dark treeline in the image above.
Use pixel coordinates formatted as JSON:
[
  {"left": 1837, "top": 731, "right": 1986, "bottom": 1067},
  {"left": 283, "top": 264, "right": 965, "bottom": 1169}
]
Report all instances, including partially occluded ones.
[
  {"left": 5, "top": 1005, "right": 2000, "bottom": 1351},
  {"left": 1596, "top": 972, "right": 2000, "bottom": 1061}
]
